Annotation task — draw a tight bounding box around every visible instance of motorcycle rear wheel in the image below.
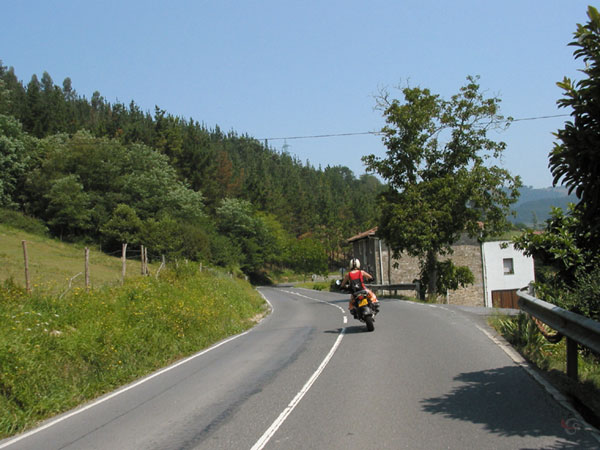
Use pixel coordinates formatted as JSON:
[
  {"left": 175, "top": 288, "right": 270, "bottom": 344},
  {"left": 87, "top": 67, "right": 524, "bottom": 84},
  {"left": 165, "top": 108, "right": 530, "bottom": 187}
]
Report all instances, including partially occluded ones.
[{"left": 364, "top": 315, "right": 375, "bottom": 332}]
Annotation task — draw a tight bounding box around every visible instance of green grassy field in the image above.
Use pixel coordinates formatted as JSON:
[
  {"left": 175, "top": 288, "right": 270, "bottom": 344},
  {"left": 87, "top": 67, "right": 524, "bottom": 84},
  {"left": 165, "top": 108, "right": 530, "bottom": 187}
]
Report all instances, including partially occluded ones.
[
  {"left": 1, "top": 224, "right": 152, "bottom": 293},
  {"left": 0, "top": 224, "right": 268, "bottom": 438}
]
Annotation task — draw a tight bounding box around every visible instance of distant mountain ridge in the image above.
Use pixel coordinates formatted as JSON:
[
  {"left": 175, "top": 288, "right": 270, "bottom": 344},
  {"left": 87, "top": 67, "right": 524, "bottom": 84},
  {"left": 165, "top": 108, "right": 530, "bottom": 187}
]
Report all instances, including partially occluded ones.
[{"left": 510, "top": 186, "right": 577, "bottom": 226}]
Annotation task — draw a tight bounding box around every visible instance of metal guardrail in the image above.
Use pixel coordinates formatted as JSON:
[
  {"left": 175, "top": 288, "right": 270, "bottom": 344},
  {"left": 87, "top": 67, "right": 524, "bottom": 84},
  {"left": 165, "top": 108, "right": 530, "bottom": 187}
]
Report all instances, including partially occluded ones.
[
  {"left": 517, "top": 286, "right": 600, "bottom": 380},
  {"left": 367, "top": 282, "right": 422, "bottom": 299}
]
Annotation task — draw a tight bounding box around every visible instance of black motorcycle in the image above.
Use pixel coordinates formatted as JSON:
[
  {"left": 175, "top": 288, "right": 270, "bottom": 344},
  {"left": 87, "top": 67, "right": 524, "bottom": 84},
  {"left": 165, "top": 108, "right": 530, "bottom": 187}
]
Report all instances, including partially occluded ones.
[
  {"left": 336, "top": 281, "right": 379, "bottom": 332},
  {"left": 350, "top": 289, "right": 378, "bottom": 331}
]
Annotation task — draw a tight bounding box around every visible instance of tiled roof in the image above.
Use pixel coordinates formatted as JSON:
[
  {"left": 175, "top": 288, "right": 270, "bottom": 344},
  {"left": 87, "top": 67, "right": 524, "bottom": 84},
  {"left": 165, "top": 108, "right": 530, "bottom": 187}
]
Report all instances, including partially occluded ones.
[{"left": 347, "top": 227, "right": 378, "bottom": 243}]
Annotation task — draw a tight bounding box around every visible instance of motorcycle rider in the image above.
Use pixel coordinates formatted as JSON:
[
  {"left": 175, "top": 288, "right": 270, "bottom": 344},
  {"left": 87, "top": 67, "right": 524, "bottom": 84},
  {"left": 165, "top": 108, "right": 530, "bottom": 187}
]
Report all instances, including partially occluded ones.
[{"left": 339, "top": 258, "right": 379, "bottom": 317}]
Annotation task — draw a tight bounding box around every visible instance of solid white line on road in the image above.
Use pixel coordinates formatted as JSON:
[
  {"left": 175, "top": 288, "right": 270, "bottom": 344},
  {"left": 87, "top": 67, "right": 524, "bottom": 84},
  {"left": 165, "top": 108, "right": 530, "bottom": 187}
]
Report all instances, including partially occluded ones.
[
  {"left": 250, "top": 289, "right": 347, "bottom": 450},
  {"left": 251, "top": 327, "right": 346, "bottom": 450},
  {"left": 1, "top": 290, "right": 280, "bottom": 449},
  {"left": 285, "top": 288, "right": 348, "bottom": 326},
  {"left": 0, "top": 330, "right": 254, "bottom": 449},
  {"left": 476, "top": 324, "right": 600, "bottom": 444}
]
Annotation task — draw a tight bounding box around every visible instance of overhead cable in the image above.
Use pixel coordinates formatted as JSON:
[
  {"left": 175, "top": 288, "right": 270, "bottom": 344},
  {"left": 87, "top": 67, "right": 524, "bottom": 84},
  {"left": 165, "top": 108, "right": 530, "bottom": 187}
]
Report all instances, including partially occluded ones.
[{"left": 260, "top": 114, "right": 570, "bottom": 141}]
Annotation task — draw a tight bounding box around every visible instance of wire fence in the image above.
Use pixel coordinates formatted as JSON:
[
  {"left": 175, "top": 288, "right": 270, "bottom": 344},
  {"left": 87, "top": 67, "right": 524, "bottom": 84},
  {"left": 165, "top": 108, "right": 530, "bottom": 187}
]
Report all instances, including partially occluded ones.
[{"left": 13, "top": 240, "right": 200, "bottom": 297}]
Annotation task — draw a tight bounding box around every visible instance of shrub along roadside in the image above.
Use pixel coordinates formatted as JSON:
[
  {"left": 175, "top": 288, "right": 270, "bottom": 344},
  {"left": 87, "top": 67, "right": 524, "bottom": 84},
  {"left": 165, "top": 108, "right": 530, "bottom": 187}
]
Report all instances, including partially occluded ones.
[
  {"left": 0, "top": 265, "right": 268, "bottom": 438},
  {"left": 489, "top": 313, "right": 600, "bottom": 425}
]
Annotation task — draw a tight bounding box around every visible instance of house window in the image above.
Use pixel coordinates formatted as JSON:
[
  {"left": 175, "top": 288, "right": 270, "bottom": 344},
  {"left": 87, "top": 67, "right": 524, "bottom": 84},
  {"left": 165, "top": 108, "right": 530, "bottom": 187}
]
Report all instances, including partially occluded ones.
[{"left": 503, "top": 258, "right": 514, "bottom": 275}]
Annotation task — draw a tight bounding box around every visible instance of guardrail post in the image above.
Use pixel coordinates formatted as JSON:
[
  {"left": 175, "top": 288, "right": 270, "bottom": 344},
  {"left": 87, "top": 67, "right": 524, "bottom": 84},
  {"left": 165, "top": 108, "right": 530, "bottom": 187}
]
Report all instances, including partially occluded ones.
[
  {"left": 566, "top": 337, "right": 579, "bottom": 381},
  {"left": 517, "top": 287, "right": 600, "bottom": 383}
]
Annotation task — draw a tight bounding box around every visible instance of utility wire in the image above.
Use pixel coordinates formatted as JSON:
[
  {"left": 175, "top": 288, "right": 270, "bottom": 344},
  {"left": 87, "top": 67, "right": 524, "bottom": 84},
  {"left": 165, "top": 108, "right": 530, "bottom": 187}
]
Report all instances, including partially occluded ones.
[
  {"left": 260, "top": 114, "right": 570, "bottom": 142},
  {"left": 511, "top": 113, "right": 569, "bottom": 122},
  {"left": 263, "top": 131, "right": 382, "bottom": 141}
]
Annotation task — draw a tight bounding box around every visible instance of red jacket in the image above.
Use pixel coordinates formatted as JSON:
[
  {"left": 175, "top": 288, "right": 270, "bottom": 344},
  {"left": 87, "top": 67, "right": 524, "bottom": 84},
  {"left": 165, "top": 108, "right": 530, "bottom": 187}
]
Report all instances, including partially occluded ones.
[{"left": 348, "top": 270, "right": 366, "bottom": 292}]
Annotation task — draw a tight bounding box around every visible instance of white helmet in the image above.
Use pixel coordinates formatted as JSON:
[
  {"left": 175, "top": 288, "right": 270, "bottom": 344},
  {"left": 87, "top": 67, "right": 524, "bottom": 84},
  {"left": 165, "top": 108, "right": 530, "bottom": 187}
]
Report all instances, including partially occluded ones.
[{"left": 350, "top": 258, "right": 360, "bottom": 270}]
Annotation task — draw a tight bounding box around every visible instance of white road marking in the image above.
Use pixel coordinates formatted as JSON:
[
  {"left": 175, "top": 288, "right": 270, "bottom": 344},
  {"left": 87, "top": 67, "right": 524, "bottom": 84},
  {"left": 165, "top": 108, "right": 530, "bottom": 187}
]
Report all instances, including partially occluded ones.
[
  {"left": 251, "top": 289, "right": 347, "bottom": 450},
  {"left": 251, "top": 328, "right": 345, "bottom": 450},
  {"left": 0, "top": 332, "right": 252, "bottom": 449},
  {"left": 477, "top": 324, "right": 600, "bottom": 444},
  {"left": 0, "top": 290, "right": 276, "bottom": 449}
]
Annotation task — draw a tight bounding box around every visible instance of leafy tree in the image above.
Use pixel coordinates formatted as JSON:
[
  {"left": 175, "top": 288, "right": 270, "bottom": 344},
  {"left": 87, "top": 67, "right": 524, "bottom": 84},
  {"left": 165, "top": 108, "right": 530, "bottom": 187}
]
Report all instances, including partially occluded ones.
[
  {"left": 561, "top": 266, "right": 600, "bottom": 322},
  {"left": 1, "top": 66, "right": 27, "bottom": 122},
  {"left": 44, "top": 174, "right": 92, "bottom": 238},
  {"left": 23, "top": 75, "right": 46, "bottom": 137},
  {"left": 512, "top": 7, "right": 600, "bottom": 321},
  {"left": 514, "top": 205, "right": 593, "bottom": 285},
  {"left": 215, "top": 198, "right": 276, "bottom": 276},
  {"left": 0, "top": 78, "right": 9, "bottom": 114},
  {"left": 287, "top": 237, "right": 328, "bottom": 278},
  {"left": 116, "top": 142, "right": 205, "bottom": 222},
  {"left": 513, "top": 205, "right": 600, "bottom": 320},
  {"left": 422, "top": 259, "right": 475, "bottom": 297},
  {"left": 256, "top": 211, "right": 288, "bottom": 268},
  {"left": 209, "top": 233, "right": 241, "bottom": 269},
  {"left": 172, "top": 221, "right": 212, "bottom": 262},
  {"left": 549, "top": 5, "right": 600, "bottom": 251},
  {"left": 364, "top": 76, "right": 521, "bottom": 298},
  {"left": 0, "top": 113, "right": 33, "bottom": 207},
  {"left": 23, "top": 131, "right": 126, "bottom": 231},
  {"left": 141, "top": 216, "right": 183, "bottom": 260},
  {"left": 100, "top": 203, "right": 143, "bottom": 249},
  {"left": 24, "top": 131, "right": 205, "bottom": 235},
  {"left": 138, "top": 215, "right": 212, "bottom": 262},
  {"left": 0, "top": 63, "right": 385, "bottom": 274}
]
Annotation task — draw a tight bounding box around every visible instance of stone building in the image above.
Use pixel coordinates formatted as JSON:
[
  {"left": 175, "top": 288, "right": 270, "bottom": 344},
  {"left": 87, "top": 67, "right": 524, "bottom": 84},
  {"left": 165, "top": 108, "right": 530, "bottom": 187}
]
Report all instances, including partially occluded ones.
[{"left": 347, "top": 227, "right": 534, "bottom": 308}]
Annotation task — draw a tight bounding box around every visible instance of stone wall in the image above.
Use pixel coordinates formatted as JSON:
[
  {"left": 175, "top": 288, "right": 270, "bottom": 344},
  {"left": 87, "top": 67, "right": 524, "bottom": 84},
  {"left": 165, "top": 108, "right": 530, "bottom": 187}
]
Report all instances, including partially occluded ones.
[
  {"left": 382, "top": 245, "right": 421, "bottom": 285},
  {"left": 445, "top": 235, "right": 485, "bottom": 306},
  {"left": 351, "top": 234, "right": 485, "bottom": 306}
]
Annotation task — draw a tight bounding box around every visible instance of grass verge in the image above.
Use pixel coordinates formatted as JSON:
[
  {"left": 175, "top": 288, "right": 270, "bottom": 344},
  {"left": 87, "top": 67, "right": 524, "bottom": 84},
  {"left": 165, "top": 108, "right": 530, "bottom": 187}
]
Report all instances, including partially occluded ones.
[
  {"left": 0, "top": 264, "right": 268, "bottom": 438},
  {"left": 489, "top": 313, "right": 600, "bottom": 427}
]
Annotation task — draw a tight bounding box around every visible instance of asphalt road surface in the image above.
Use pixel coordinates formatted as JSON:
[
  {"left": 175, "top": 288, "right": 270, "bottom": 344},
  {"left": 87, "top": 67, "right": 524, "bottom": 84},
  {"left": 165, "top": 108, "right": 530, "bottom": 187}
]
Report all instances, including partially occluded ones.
[{"left": 2, "top": 286, "right": 599, "bottom": 449}]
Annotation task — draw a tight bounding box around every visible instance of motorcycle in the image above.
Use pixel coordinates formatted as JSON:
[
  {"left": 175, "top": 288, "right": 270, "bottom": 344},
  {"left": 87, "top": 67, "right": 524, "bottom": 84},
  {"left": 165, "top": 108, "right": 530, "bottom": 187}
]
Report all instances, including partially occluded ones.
[{"left": 336, "top": 281, "right": 379, "bottom": 332}]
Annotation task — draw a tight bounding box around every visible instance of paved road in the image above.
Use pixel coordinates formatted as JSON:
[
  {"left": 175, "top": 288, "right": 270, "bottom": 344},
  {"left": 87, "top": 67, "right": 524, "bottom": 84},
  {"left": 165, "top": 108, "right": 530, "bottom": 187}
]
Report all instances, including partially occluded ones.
[{"left": 2, "top": 287, "right": 598, "bottom": 449}]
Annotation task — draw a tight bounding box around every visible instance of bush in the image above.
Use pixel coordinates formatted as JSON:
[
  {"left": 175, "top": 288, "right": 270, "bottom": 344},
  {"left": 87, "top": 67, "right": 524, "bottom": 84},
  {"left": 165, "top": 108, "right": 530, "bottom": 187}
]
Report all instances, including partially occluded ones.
[
  {"left": 559, "top": 267, "right": 600, "bottom": 322},
  {"left": 0, "top": 208, "right": 48, "bottom": 236},
  {"left": 492, "top": 313, "right": 551, "bottom": 366}
]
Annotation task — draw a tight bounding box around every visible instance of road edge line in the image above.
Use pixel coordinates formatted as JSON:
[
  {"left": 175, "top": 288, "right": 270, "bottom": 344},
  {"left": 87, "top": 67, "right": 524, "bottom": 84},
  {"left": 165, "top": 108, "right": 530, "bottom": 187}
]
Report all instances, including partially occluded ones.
[
  {"left": 476, "top": 324, "right": 600, "bottom": 444},
  {"left": 1, "top": 289, "right": 278, "bottom": 448}
]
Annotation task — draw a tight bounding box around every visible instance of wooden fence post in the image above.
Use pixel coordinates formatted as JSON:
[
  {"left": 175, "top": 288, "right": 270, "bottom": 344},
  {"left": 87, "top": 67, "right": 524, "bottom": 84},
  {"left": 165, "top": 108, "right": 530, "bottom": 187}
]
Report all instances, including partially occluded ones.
[
  {"left": 85, "top": 247, "right": 90, "bottom": 291},
  {"left": 121, "top": 243, "right": 127, "bottom": 284},
  {"left": 22, "top": 240, "right": 31, "bottom": 294},
  {"left": 141, "top": 245, "right": 145, "bottom": 275},
  {"left": 156, "top": 255, "right": 166, "bottom": 279},
  {"left": 144, "top": 247, "right": 149, "bottom": 275}
]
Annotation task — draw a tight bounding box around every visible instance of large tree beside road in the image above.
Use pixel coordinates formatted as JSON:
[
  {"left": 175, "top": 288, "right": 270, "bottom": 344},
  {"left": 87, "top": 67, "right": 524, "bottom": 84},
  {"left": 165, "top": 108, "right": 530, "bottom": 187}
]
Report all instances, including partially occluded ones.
[
  {"left": 549, "top": 5, "right": 600, "bottom": 251},
  {"left": 514, "top": 6, "right": 600, "bottom": 320},
  {"left": 364, "top": 76, "right": 521, "bottom": 298}
]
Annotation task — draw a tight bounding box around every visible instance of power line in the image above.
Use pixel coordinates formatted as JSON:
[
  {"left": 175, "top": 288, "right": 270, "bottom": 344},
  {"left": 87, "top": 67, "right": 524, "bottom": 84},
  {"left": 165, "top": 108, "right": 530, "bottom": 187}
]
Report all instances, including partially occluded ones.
[
  {"left": 511, "top": 113, "right": 569, "bottom": 122},
  {"left": 260, "top": 114, "right": 570, "bottom": 142},
  {"left": 262, "top": 131, "right": 382, "bottom": 141}
]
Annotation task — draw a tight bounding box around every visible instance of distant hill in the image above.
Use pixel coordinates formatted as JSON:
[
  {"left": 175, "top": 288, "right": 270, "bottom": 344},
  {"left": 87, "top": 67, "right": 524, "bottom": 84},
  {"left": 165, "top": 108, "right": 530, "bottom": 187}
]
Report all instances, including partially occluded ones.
[{"left": 510, "top": 186, "right": 577, "bottom": 227}]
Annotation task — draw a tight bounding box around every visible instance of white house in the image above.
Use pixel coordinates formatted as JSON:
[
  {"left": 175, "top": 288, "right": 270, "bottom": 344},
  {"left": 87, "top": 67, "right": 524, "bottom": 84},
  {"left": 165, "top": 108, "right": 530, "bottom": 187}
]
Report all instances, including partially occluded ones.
[
  {"left": 481, "top": 241, "right": 535, "bottom": 308},
  {"left": 347, "top": 228, "right": 535, "bottom": 308}
]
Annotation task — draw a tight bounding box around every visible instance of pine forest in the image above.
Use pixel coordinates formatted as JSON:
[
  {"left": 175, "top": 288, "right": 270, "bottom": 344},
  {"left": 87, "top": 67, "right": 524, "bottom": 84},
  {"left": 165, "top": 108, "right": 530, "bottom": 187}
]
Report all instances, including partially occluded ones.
[{"left": 0, "top": 63, "right": 383, "bottom": 282}]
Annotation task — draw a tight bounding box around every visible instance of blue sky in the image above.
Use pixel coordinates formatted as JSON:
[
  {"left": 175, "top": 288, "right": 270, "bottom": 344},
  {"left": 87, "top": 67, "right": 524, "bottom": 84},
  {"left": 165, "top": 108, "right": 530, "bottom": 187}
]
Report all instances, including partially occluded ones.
[{"left": 2, "top": 0, "right": 592, "bottom": 188}]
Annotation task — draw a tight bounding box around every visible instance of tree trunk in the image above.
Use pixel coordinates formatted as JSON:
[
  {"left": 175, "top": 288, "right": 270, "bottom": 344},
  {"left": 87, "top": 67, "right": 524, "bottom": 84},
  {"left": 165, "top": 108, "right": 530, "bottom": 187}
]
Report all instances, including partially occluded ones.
[{"left": 426, "top": 250, "right": 438, "bottom": 301}]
